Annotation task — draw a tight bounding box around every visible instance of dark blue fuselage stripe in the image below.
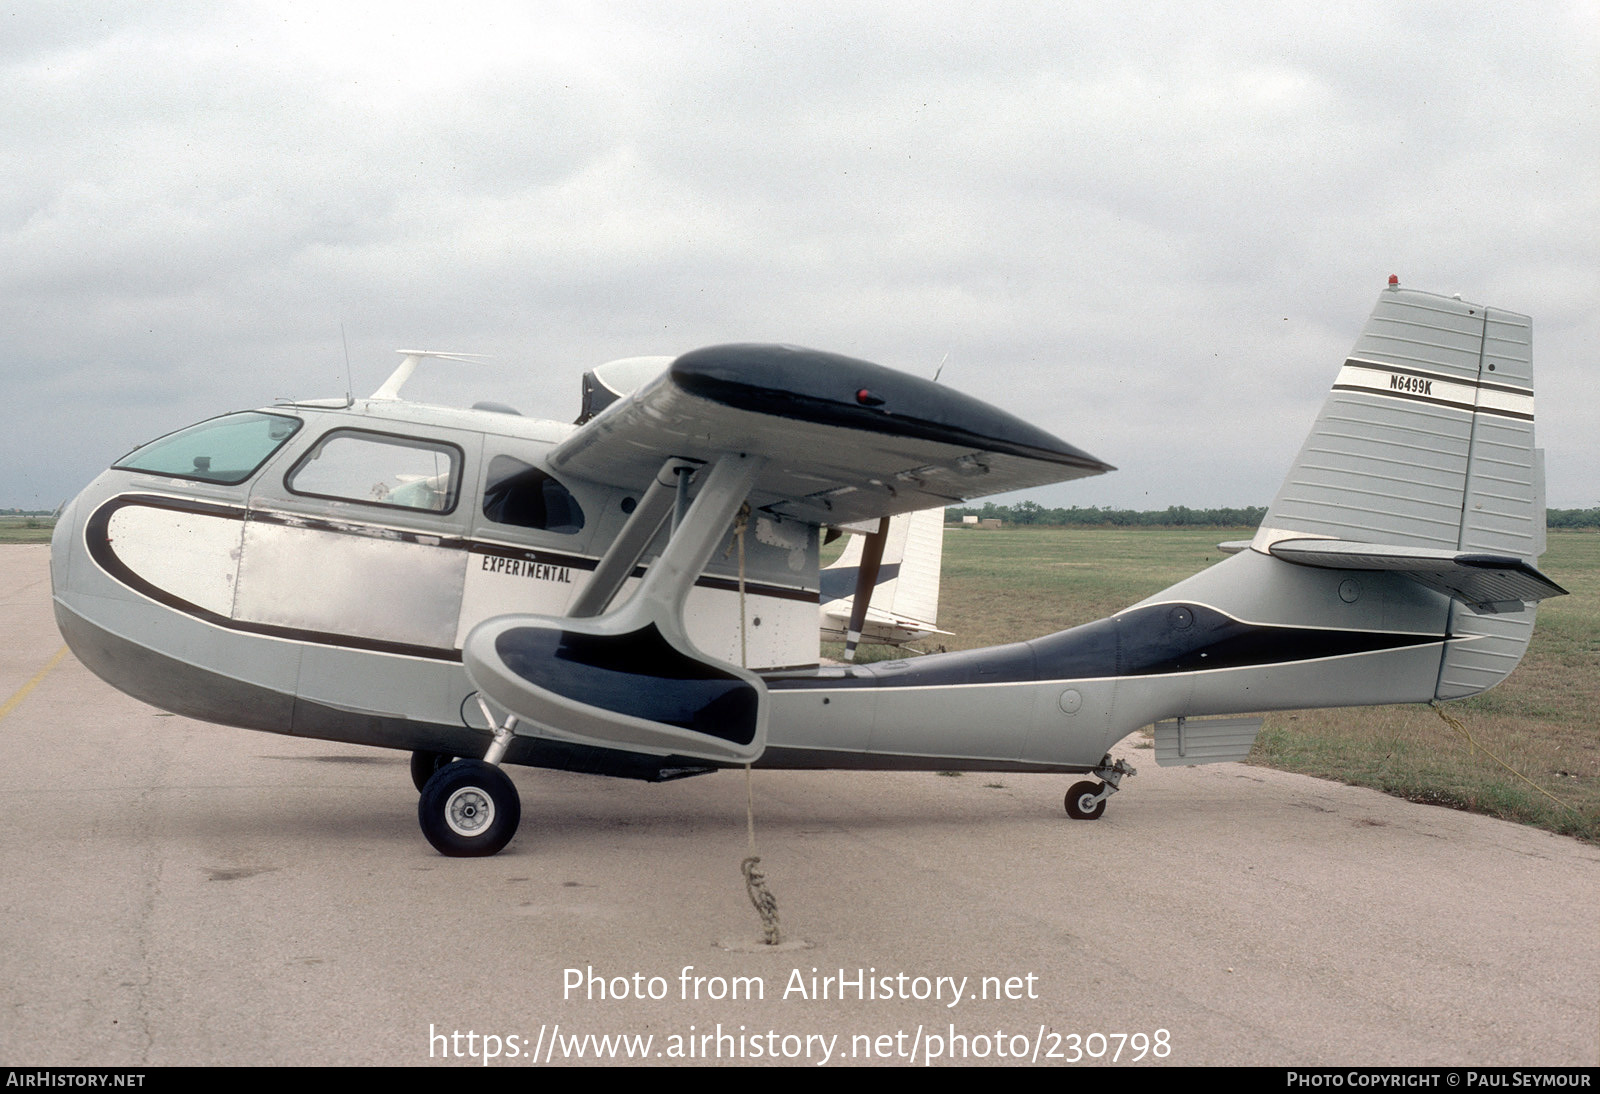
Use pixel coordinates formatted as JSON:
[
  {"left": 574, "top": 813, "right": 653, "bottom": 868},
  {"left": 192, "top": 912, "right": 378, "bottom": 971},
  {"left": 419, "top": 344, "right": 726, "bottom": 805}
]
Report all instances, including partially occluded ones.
[
  {"left": 768, "top": 604, "right": 1439, "bottom": 689},
  {"left": 86, "top": 493, "right": 816, "bottom": 661}
]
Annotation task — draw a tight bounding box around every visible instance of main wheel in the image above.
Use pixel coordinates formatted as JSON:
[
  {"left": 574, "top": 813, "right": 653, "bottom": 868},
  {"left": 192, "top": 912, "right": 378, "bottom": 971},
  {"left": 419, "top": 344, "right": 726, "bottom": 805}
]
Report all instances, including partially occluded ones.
[
  {"left": 1064, "top": 780, "right": 1106, "bottom": 820},
  {"left": 418, "top": 760, "right": 521, "bottom": 857},
  {"left": 409, "top": 749, "right": 455, "bottom": 793}
]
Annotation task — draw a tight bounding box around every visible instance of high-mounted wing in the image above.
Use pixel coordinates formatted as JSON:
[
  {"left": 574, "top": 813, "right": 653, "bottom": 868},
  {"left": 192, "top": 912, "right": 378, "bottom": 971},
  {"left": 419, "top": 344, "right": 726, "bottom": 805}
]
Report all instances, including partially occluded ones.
[
  {"left": 464, "top": 345, "right": 1108, "bottom": 767},
  {"left": 547, "top": 344, "right": 1112, "bottom": 526}
]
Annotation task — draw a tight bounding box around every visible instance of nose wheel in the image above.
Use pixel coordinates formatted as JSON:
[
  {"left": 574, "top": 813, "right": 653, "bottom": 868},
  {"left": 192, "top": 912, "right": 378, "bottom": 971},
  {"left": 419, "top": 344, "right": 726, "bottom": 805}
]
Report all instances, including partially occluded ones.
[{"left": 418, "top": 760, "right": 521, "bottom": 857}]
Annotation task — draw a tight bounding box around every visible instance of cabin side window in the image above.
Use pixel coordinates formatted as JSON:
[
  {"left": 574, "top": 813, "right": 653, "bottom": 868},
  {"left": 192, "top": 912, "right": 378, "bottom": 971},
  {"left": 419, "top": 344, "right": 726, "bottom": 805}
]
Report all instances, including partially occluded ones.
[
  {"left": 113, "top": 411, "right": 302, "bottom": 485},
  {"left": 481, "top": 455, "right": 585, "bottom": 534},
  {"left": 286, "top": 430, "right": 461, "bottom": 513}
]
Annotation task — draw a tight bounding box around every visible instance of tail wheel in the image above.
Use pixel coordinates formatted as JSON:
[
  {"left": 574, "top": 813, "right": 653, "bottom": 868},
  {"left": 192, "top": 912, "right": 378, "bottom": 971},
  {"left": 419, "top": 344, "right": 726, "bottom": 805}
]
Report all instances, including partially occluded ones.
[
  {"left": 418, "top": 760, "right": 521, "bottom": 856},
  {"left": 1064, "top": 780, "right": 1106, "bottom": 821}
]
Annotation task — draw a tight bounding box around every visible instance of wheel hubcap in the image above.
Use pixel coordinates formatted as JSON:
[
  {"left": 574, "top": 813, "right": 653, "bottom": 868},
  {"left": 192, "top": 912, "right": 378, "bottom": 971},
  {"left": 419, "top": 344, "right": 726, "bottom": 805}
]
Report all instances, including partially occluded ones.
[{"left": 445, "top": 786, "right": 495, "bottom": 837}]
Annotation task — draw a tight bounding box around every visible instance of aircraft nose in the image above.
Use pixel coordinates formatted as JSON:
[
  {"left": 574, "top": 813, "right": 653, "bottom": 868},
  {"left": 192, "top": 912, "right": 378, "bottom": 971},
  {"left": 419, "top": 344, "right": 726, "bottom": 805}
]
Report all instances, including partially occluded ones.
[{"left": 49, "top": 492, "right": 83, "bottom": 600}]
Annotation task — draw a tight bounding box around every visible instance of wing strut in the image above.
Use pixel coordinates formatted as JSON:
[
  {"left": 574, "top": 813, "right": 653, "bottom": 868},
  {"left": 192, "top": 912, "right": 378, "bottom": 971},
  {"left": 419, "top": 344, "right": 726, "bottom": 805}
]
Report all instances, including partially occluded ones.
[
  {"left": 842, "top": 518, "right": 889, "bottom": 661},
  {"left": 463, "top": 453, "right": 773, "bottom": 764},
  {"left": 568, "top": 457, "right": 696, "bottom": 619}
]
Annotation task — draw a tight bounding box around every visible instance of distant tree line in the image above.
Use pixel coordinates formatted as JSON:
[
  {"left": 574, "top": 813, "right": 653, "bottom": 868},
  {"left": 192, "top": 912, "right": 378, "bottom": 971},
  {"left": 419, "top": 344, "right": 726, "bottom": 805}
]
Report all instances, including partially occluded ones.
[
  {"left": 1547, "top": 508, "right": 1600, "bottom": 529},
  {"left": 948, "top": 503, "right": 1600, "bottom": 530},
  {"left": 946, "top": 502, "right": 1268, "bottom": 527}
]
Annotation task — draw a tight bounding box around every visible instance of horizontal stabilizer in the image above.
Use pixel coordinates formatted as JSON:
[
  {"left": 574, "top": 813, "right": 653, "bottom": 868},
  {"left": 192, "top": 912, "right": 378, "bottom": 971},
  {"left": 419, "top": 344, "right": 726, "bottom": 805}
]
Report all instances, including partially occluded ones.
[{"left": 1267, "top": 538, "right": 1567, "bottom": 612}]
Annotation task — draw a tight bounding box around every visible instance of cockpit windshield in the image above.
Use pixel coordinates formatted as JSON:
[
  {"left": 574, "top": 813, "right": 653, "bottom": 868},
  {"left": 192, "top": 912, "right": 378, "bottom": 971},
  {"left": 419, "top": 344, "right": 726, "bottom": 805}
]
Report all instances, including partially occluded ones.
[{"left": 113, "top": 411, "right": 302, "bottom": 485}]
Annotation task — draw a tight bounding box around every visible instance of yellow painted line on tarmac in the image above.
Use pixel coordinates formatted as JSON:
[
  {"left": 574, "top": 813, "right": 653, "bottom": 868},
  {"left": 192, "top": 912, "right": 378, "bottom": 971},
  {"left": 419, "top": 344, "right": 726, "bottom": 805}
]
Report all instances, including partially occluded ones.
[{"left": 0, "top": 645, "right": 69, "bottom": 723}]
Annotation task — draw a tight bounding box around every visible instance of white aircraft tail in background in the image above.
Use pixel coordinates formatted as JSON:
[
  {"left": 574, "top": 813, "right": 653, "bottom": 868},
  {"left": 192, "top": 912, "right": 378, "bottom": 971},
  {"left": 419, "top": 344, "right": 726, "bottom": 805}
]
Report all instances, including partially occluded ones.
[{"left": 820, "top": 507, "right": 949, "bottom": 657}]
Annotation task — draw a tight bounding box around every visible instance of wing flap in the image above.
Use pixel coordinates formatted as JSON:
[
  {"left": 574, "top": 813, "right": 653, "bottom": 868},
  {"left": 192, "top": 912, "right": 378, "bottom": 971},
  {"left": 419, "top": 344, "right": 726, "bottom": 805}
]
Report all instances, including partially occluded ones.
[
  {"left": 549, "top": 344, "right": 1112, "bottom": 525},
  {"left": 1267, "top": 538, "right": 1567, "bottom": 611}
]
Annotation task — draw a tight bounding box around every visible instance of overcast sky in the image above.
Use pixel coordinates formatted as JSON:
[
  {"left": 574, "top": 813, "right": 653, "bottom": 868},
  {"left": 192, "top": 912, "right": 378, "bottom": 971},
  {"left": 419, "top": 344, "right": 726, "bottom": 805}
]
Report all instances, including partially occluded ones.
[{"left": 4, "top": 1, "right": 1596, "bottom": 513}]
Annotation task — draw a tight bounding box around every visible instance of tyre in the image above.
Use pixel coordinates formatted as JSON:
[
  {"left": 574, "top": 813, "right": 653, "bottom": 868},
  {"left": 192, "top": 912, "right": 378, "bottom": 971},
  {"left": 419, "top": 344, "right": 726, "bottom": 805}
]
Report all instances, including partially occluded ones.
[
  {"left": 1064, "top": 780, "right": 1106, "bottom": 820},
  {"left": 409, "top": 750, "right": 454, "bottom": 793},
  {"left": 418, "top": 760, "right": 521, "bottom": 856}
]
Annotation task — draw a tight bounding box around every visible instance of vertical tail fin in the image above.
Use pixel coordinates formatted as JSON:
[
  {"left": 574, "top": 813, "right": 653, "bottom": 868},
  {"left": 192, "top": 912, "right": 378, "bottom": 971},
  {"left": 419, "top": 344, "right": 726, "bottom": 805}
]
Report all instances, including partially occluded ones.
[
  {"left": 1254, "top": 282, "right": 1553, "bottom": 699},
  {"left": 1258, "top": 284, "right": 1537, "bottom": 552}
]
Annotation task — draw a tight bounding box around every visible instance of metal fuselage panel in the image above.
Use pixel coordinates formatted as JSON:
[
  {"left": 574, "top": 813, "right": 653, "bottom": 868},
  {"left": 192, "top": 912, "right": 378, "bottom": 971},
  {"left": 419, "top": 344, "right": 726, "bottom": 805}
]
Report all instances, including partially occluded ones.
[
  {"left": 51, "top": 404, "right": 823, "bottom": 770},
  {"left": 765, "top": 549, "right": 1455, "bottom": 771}
]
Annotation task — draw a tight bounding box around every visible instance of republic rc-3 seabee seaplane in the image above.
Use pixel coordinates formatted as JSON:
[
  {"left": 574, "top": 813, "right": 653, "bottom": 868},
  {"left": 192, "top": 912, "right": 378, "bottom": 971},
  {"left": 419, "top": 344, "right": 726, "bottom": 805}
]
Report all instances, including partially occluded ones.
[{"left": 51, "top": 280, "right": 1565, "bottom": 855}]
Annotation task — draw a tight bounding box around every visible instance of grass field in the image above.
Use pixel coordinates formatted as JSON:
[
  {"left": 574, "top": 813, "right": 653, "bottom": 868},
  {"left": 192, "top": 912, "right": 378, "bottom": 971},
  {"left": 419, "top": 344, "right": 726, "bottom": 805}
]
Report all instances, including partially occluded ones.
[
  {"left": 924, "top": 525, "right": 1599, "bottom": 842},
  {"left": 0, "top": 516, "right": 54, "bottom": 544}
]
